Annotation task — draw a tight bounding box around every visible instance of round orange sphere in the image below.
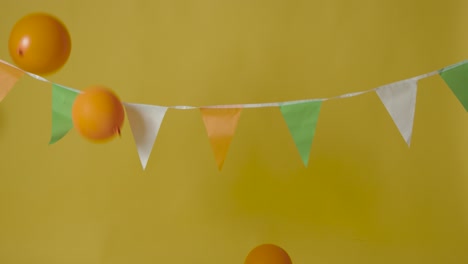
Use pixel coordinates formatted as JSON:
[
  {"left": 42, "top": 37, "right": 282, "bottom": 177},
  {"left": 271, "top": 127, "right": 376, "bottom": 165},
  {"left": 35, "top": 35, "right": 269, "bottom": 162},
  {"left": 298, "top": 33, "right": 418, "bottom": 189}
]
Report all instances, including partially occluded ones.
[
  {"left": 8, "top": 13, "right": 71, "bottom": 75},
  {"left": 244, "top": 244, "right": 292, "bottom": 264},
  {"left": 72, "top": 86, "right": 125, "bottom": 142}
]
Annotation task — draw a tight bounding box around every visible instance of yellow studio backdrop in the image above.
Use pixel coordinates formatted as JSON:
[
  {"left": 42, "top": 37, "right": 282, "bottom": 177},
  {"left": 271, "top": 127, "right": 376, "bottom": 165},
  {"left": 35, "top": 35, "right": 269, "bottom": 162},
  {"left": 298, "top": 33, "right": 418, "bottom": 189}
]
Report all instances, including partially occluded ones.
[{"left": 1, "top": 0, "right": 468, "bottom": 263}]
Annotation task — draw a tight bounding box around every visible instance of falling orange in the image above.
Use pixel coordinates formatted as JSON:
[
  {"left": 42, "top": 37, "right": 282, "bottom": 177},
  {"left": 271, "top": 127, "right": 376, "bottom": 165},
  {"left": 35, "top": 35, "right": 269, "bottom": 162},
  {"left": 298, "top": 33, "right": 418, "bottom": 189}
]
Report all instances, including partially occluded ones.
[
  {"left": 8, "top": 13, "right": 71, "bottom": 75},
  {"left": 244, "top": 244, "right": 293, "bottom": 264},
  {"left": 72, "top": 85, "right": 125, "bottom": 143}
]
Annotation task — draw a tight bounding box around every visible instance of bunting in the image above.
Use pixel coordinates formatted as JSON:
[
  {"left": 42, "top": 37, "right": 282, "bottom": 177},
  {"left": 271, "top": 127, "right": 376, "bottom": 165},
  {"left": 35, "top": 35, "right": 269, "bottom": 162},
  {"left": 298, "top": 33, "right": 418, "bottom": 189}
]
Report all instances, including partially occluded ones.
[
  {"left": 439, "top": 60, "right": 468, "bottom": 111},
  {"left": 280, "top": 101, "right": 322, "bottom": 167},
  {"left": 49, "top": 84, "right": 79, "bottom": 144},
  {"left": 0, "top": 61, "right": 24, "bottom": 101},
  {"left": 200, "top": 108, "right": 242, "bottom": 170},
  {"left": 124, "top": 103, "right": 168, "bottom": 169},
  {"left": 1, "top": 58, "right": 468, "bottom": 170},
  {"left": 376, "top": 79, "right": 418, "bottom": 146}
]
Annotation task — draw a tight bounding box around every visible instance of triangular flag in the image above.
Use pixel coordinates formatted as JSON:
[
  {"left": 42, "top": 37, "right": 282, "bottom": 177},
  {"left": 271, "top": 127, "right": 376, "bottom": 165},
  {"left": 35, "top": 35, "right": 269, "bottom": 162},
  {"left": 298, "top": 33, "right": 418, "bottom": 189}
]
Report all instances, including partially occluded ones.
[
  {"left": 200, "top": 108, "right": 242, "bottom": 170},
  {"left": 124, "top": 103, "right": 167, "bottom": 170},
  {"left": 0, "top": 62, "right": 24, "bottom": 102},
  {"left": 439, "top": 60, "right": 468, "bottom": 111},
  {"left": 50, "top": 84, "right": 79, "bottom": 144},
  {"left": 376, "top": 79, "right": 418, "bottom": 146},
  {"left": 280, "top": 101, "right": 322, "bottom": 167}
]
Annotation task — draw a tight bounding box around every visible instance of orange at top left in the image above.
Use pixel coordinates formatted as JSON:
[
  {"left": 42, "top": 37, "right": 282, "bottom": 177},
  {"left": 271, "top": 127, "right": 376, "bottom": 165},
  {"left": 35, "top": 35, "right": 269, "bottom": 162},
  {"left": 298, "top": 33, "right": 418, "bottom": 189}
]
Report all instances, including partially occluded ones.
[{"left": 8, "top": 13, "right": 71, "bottom": 75}]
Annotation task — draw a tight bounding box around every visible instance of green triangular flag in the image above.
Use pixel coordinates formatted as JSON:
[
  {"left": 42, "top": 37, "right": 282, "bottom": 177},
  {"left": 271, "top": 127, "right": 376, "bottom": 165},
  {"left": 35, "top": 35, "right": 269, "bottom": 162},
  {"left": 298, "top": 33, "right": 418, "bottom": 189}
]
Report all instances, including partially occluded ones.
[
  {"left": 49, "top": 84, "right": 79, "bottom": 144},
  {"left": 280, "top": 100, "right": 323, "bottom": 167},
  {"left": 439, "top": 60, "right": 468, "bottom": 111}
]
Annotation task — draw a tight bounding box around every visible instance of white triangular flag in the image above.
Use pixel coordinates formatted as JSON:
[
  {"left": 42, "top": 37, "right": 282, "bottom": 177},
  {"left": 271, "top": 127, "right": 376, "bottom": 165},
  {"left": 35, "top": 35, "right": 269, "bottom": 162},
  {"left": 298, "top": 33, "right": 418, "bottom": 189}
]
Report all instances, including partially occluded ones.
[
  {"left": 124, "top": 103, "right": 168, "bottom": 169},
  {"left": 376, "top": 79, "right": 418, "bottom": 146}
]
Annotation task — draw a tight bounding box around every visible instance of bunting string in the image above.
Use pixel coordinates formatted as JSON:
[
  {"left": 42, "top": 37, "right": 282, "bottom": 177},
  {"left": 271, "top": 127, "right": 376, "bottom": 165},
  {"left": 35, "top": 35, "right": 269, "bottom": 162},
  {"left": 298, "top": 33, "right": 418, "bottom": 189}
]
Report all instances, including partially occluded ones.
[
  {"left": 1, "top": 58, "right": 467, "bottom": 170},
  {"left": 0, "top": 59, "right": 444, "bottom": 109}
]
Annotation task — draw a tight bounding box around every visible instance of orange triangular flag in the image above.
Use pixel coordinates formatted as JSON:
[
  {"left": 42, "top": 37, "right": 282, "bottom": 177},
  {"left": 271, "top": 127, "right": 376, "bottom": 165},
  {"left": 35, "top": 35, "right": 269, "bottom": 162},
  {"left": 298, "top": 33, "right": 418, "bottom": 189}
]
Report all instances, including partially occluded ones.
[
  {"left": 200, "top": 107, "right": 242, "bottom": 170},
  {"left": 0, "top": 62, "right": 24, "bottom": 102}
]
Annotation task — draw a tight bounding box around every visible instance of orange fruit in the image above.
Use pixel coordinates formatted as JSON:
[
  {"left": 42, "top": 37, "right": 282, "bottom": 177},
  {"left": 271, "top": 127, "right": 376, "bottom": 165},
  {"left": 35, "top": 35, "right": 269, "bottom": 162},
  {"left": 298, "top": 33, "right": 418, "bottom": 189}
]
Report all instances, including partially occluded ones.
[
  {"left": 72, "top": 86, "right": 125, "bottom": 143},
  {"left": 8, "top": 13, "right": 71, "bottom": 75},
  {"left": 244, "top": 244, "right": 293, "bottom": 264}
]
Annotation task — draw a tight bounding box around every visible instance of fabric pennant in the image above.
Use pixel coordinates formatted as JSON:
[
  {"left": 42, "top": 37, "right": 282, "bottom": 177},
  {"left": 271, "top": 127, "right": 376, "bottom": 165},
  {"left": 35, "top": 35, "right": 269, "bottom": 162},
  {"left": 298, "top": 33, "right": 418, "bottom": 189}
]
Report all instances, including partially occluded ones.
[
  {"left": 439, "top": 60, "right": 468, "bottom": 111},
  {"left": 0, "top": 61, "right": 24, "bottom": 102},
  {"left": 280, "top": 101, "right": 322, "bottom": 167},
  {"left": 200, "top": 108, "right": 242, "bottom": 170},
  {"left": 50, "top": 84, "right": 79, "bottom": 144},
  {"left": 376, "top": 79, "right": 418, "bottom": 146},
  {"left": 124, "top": 103, "right": 167, "bottom": 170}
]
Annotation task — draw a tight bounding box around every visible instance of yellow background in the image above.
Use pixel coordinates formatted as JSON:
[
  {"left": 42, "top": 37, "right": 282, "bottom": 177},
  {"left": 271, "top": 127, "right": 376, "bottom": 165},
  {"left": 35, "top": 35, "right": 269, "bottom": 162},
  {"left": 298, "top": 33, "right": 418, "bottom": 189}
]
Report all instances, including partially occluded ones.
[{"left": 1, "top": 0, "right": 468, "bottom": 263}]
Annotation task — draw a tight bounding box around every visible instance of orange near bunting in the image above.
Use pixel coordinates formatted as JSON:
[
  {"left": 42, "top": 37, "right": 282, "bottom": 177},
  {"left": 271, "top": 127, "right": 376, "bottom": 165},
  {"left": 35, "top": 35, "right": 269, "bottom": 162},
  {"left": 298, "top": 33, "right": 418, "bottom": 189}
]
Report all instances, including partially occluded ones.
[
  {"left": 72, "top": 85, "right": 124, "bottom": 143},
  {"left": 200, "top": 107, "right": 241, "bottom": 170},
  {"left": 244, "top": 244, "right": 292, "bottom": 264},
  {"left": 8, "top": 13, "right": 71, "bottom": 75}
]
